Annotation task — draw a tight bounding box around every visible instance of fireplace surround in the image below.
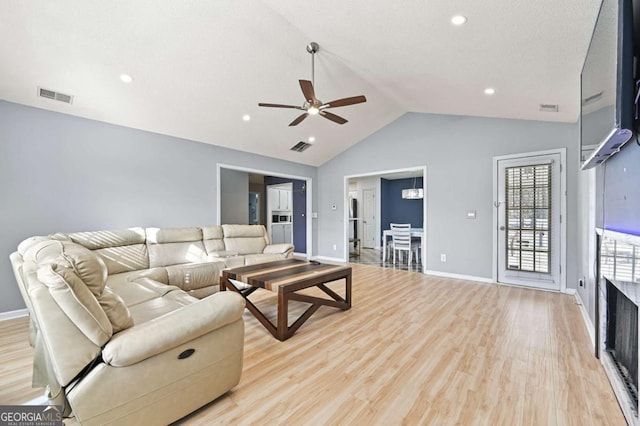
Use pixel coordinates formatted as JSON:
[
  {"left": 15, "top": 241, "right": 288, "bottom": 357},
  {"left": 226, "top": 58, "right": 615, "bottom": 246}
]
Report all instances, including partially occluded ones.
[{"left": 597, "top": 229, "right": 640, "bottom": 425}]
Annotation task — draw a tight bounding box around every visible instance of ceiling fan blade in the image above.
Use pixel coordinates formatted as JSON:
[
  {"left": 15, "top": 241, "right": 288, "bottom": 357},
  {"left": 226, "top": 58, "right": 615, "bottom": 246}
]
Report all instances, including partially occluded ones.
[
  {"left": 299, "top": 80, "right": 317, "bottom": 103},
  {"left": 258, "top": 103, "right": 302, "bottom": 109},
  {"left": 323, "top": 95, "right": 367, "bottom": 109},
  {"left": 320, "top": 110, "right": 348, "bottom": 125},
  {"left": 289, "top": 113, "right": 308, "bottom": 126}
]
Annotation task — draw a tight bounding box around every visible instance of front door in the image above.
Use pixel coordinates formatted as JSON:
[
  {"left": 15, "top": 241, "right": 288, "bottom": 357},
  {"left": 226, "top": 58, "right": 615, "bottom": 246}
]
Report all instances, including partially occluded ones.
[
  {"left": 496, "top": 152, "right": 562, "bottom": 291},
  {"left": 362, "top": 188, "right": 376, "bottom": 248}
]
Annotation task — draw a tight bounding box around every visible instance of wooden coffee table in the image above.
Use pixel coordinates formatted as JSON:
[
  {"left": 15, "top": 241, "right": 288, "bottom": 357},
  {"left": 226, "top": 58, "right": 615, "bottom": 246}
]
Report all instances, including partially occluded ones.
[{"left": 221, "top": 259, "right": 352, "bottom": 341}]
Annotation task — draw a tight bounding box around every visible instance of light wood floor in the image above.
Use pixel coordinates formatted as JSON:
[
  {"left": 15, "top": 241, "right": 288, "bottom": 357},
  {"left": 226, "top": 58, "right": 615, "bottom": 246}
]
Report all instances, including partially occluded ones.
[{"left": 0, "top": 264, "right": 625, "bottom": 425}]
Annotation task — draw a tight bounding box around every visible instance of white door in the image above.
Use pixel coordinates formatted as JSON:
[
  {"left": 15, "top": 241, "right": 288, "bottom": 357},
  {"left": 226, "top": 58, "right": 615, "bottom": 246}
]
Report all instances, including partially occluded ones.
[
  {"left": 362, "top": 189, "right": 376, "bottom": 248},
  {"left": 497, "top": 153, "right": 562, "bottom": 291}
]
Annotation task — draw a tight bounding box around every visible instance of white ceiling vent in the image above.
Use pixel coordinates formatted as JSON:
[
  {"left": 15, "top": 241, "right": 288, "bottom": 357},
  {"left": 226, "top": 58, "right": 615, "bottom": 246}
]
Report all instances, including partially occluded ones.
[
  {"left": 38, "top": 87, "right": 74, "bottom": 104},
  {"left": 290, "top": 141, "right": 312, "bottom": 152},
  {"left": 539, "top": 104, "right": 559, "bottom": 112}
]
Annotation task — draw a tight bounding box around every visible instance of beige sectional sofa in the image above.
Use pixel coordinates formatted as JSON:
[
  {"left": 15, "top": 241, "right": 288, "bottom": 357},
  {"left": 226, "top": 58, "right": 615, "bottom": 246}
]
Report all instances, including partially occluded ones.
[{"left": 9, "top": 224, "right": 293, "bottom": 425}]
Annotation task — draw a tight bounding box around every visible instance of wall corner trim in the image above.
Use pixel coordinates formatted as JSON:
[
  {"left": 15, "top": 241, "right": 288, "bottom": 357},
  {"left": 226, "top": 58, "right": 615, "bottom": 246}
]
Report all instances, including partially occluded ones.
[{"left": 574, "top": 291, "right": 595, "bottom": 347}]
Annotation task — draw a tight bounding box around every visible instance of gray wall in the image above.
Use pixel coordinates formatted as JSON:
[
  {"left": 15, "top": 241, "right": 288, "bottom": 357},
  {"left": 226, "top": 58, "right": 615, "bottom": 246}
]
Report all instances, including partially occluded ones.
[
  {"left": 317, "top": 112, "right": 580, "bottom": 287},
  {"left": 0, "top": 101, "right": 317, "bottom": 313},
  {"left": 220, "top": 168, "right": 249, "bottom": 224},
  {"left": 601, "top": 140, "right": 640, "bottom": 234}
]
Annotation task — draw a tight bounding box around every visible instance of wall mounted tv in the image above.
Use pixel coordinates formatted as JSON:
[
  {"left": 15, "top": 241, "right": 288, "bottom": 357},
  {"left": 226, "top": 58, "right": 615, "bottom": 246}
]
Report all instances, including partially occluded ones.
[{"left": 580, "top": 0, "right": 638, "bottom": 170}]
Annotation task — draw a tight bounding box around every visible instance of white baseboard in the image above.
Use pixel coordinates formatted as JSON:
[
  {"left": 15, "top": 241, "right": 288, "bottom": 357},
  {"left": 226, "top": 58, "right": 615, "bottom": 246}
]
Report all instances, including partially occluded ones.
[
  {"left": 314, "top": 255, "right": 346, "bottom": 264},
  {"left": 574, "top": 291, "right": 595, "bottom": 347},
  {"left": 565, "top": 288, "right": 576, "bottom": 295},
  {"left": 424, "top": 270, "right": 494, "bottom": 284},
  {"left": 0, "top": 308, "right": 28, "bottom": 321}
]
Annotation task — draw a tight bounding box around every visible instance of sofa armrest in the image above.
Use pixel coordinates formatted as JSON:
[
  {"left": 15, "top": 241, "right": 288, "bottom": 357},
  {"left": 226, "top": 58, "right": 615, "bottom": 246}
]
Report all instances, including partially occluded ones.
[
  {"left": 263, "top": 243, "right": 294, "bottom": 256},
  {"left": 102, "top": 291, "right": 245, "bottom": 367}
]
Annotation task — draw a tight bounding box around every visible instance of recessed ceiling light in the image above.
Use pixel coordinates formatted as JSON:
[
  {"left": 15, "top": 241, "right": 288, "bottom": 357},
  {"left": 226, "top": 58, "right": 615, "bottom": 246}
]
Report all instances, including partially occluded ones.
[
  {"left": 451, "top": 15, "right": 467, "bottom": 25},
  {"left": 308, "top": 136, "right": 315, "bottom": 143},
  {"left": 484, "top": 87, "right": 496, "bottom": 95},
  {"left": 120, "top": 74, "right": 133, "bottom": 83},
  {"left": 242, "top": 114, "right": 251, "bottom": 121}
]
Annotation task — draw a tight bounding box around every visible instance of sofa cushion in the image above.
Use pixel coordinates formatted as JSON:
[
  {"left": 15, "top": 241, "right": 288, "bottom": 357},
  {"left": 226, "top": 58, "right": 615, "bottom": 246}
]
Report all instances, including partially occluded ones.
[
  {"left": 202, "top": 226, "right": 223, "bottom": 240},
  {"left": 67, "top": 228, "right": 146, "bottom": 250},
  {"left": 146, "top": 227, "right": 202, "bottom": 244},
  {"left": 99, "top": 287, "right": 134, "bottom": 333},
  {"left": 17, "top": 234, "right": 70, "bottom": 256},
  {"left": 106, "top": 267, "right": 169, "bottom": 289},
  {"left": 93, "top": 244, "right": 149, "bottom": 275},
  {"left": 106, "top": 276, "right": 176, "bottom": 308},
  {"left": 146, "top": 227, "right": 207, "bottom": 267},
  {"left": 65, "top": 228, "right": 150, "bottom": 274},
  {"left": 166, "top": 262, "right": 223, "bottom": 291},
  {"left": 221, "top": 225, "right": 268, "bottom": 255},
  {"left": 126, "top": 278, "right": 198, "bottom": 324},
  {"left": 219, "top": 255, "right": 246, "bottom": 269},
  {"left": 37, "top": 263, "right": 112, "bottom": 346},
  {"left": 28, "top": 240, "right": 108, "bottom": 297},
  {"left": 202, "top": 226, "right": 225, "bottom": 254}
]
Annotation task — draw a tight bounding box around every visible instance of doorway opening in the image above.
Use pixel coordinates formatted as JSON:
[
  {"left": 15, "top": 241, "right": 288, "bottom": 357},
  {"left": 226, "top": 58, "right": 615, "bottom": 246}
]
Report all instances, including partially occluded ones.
[
  {"left": 344, "top": 166, "right": 427, "bottom": 273},
  {"left": 217, "top": 164, "right": 313, "bottom": 257}
]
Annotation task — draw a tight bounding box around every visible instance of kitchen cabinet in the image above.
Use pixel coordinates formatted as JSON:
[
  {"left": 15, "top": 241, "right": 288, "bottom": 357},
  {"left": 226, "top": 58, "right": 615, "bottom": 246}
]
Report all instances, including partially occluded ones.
[
  {"left": 279, "top": 190, "right": 291, "bottom": 210},
  {"left": 268, "top": 187, "right": 292, "bottom": 211},
  {"left": 271, "top": 223, "right": 292, "bottom": 244}
]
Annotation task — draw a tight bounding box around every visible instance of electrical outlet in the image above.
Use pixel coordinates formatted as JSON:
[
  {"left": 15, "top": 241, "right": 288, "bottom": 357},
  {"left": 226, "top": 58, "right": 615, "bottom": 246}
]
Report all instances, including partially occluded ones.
[
  {"left": 333, "top": 244, "right": 337, "bottom": 251},
  {"left": 440, "top": 254, "right": 447, "bottom": 262}
]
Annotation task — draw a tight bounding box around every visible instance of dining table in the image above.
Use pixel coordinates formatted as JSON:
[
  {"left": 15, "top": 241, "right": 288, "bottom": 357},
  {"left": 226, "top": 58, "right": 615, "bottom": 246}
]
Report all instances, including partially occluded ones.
[{"left": 382, "top": 227, "right": 425, "bottom": 264}]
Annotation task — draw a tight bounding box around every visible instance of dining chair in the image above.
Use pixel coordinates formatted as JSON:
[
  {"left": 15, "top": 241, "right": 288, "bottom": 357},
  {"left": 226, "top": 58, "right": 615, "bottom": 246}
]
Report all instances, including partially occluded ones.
[{"left": 390, "top": 223, "right": 420, "bottom": 266}]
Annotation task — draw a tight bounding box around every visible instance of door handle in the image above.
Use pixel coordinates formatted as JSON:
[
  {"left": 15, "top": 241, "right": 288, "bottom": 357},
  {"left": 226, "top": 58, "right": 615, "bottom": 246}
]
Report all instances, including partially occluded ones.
[{"left": 499, "top": 226, "right": 505, "bottom": 231}]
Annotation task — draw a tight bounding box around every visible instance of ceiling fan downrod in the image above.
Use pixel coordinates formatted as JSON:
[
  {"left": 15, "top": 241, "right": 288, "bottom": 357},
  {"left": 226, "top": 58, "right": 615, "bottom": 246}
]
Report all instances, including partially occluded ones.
[{"left": 306, "top": 42, "right": 319, "bottom": 90}]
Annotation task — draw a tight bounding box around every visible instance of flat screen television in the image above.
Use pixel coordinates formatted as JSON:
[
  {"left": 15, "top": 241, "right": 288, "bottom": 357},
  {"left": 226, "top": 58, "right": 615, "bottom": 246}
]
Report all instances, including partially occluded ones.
[{"left": 580, "top": 0, "right": 637, "bottom": 169}]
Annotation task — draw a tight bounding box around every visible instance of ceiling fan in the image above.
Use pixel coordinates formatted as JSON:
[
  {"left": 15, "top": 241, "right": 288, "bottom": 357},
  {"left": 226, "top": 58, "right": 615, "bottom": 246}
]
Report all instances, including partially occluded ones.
[{"left": 258, "top": 42, "right": 367, "bottom": 126}]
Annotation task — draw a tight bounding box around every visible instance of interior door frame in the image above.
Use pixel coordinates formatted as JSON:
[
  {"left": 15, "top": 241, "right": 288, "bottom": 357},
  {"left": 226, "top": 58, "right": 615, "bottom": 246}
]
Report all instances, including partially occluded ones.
[
  {"left": 217, "top": 163, "right": 313, "bottom": 257},
  {"left": 343, "top": 165, "right": 427, "bottom": 269},
  {"left": 492, "top": 148, "right": 567, "bottom": 292},
  {"left": 361, "top": 188, "right": 377, "bottom": 248}
]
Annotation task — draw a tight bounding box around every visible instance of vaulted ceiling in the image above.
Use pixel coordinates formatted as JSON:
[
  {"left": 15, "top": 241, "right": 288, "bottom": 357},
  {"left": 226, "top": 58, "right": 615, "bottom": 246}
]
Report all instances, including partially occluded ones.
[{"left": 0, "top": 0, "right": 600, "bottom": 166}]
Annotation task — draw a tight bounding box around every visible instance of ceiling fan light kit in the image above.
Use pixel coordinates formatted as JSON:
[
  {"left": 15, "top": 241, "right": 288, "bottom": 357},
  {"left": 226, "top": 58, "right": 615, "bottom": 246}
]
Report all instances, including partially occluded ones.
[{"left": 258, "top": 42, "right": 366, "bottom": 126}]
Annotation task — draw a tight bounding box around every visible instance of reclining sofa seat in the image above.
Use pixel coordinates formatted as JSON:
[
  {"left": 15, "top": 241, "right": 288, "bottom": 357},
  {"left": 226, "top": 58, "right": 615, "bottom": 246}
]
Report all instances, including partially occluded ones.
[{"left": 9, "top": 224, "right": 293, "bottom": 425}]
